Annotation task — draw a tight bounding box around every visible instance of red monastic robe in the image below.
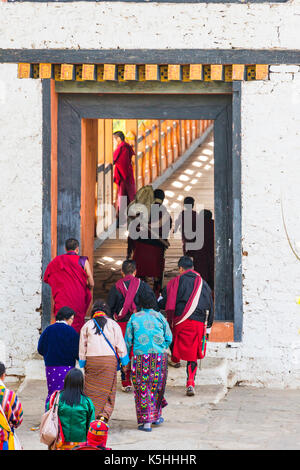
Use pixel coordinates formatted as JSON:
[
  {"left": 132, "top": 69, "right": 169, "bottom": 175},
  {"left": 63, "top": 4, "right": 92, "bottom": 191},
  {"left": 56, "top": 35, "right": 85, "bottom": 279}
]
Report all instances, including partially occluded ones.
[
  {"left": 113, "top": 141, "right": 136, "bottom": 209},
  {"left": 44, "top": 253, "right": 92, "bottom": 333}
]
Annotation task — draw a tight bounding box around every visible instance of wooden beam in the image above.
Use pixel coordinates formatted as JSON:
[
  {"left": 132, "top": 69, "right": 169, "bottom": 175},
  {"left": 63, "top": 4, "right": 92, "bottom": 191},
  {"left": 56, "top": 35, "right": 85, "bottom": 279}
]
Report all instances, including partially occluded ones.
[
  {"left": 232, "top": 64, "right": 245, "bottom": 80},
  {"left": 203, "top": 65, "right": 211, "bottom": 81},
  {"left": 246, "top": 65, "right": 256, "bottom": 81},
  {"left": 96, "top": 65, "right": 104, "bottom": 82},
  {"left": 117, "top": 65, "right": 125, "bottom": 82},
  {"left": 168, "top": 64, "right": 181, "bottom": 81},
  {"left": 39, "top": 63, "right": 52, "bottom": 79},
  {"left": 182, "top": 64, "right": 190, "bottom": 82},
  {"left": 18, "top": 63, "right": 31, "bottom": 78},
  {"left": 211, "top": 64, "right": 223, "bottom": 81},
  {"left": 224, "top": 65, "right": 232, "bottom": 82},
  {"left": 82, "top": 64, "right": 95, "bottom": 81},
  {"left": 189, "top": 64, "right": 202, "bottom": 80},
  {"left": 32, "top": 64, "right": 40, "bottom": 79},
  {"left": 61, "top": 64, "right": 74, "bottom": 80},
  {"left": 103, "top": 64, "right": 116, "bottom": 81},
  {"left": 255, "top": 64, "right": 269, "bottom": 80},
  {"left": 5, "top": 49, "right": 300, "bottom": 65},
  {"left": 56, "top": 80, "right": 232, "bottom": 94},
  {"left": 124, "top": 64, "right": 137, "bottom": 81},
  {"left": 160, "top": 65, "right": 169, "bottom": 82},
  {"left": 54, "top": 64, "right": 62, "bottom": 81},
  {"left": 138, "top": 65, "right": 146, "bottom": 81},
  {"left": 145, "top": 64, "right": 159, "bottom": 81},
  {"left": 75, "top": 65, "right": 83, "bottom": 81}
]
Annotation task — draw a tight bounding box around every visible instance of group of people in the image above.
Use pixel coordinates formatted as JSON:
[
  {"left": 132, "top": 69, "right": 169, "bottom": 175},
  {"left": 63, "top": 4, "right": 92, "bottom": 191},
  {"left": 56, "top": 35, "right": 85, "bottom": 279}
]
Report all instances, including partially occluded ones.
[
  {"left": 34, "top": 230, "right": 214, "bottom": 450},
  {"left": 0, "top": 131, "right": 215, "bottom": 451}
]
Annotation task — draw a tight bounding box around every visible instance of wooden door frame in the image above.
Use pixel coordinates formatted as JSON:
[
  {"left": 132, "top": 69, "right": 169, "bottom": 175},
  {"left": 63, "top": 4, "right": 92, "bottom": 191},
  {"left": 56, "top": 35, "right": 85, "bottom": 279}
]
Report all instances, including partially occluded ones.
[{"left": 42, "top": 86, "right": 243, "bottom": 341}]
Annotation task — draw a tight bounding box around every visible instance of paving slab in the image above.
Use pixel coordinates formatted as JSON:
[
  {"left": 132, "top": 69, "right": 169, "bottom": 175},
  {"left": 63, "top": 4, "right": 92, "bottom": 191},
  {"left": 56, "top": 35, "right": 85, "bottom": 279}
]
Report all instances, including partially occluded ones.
[
  {"left": 15, "top": 378, "right": 225, "bottom": 450},
  {"left": 15, "top": 380, "right": 300, "bottom": 450}
]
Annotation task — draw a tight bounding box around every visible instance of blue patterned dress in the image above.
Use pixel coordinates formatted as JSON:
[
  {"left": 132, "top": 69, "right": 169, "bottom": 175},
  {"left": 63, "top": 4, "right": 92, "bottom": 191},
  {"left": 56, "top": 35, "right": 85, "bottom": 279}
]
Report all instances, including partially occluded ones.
[{"left": 125, "top": 309, "right": 172, "bottom": 424}]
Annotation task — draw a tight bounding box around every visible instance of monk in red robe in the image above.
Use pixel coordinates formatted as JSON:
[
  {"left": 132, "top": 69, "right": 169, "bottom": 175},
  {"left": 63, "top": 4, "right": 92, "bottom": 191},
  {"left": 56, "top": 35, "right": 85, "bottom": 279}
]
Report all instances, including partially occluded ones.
[
  {"left": 107, "top": 259, "right": 158, "bottom": 391},
  {"left": 158, "top": 256, "right": 214, "bottom": 396},
  {"left": 44, "top": 238, "right": 94, "bottom": 333},
  {"left": 113, "top": 131, "right": 136, "bottom": 222}
]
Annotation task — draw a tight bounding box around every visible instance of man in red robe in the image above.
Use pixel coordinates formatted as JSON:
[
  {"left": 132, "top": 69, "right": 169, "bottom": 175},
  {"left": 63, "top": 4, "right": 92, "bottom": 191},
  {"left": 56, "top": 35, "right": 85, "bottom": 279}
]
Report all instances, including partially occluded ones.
[
  {"left": 107, "top": 259, "right": 157, "bottom": 392},
  {"left": 44, "top": 238, "right": 94, "bottom": 333},
  {"left": 158, "top": 256, "right": 214, "bottom": 396},
  {"left": 113, "top": 131, "right": 136, "bottom": 223}
]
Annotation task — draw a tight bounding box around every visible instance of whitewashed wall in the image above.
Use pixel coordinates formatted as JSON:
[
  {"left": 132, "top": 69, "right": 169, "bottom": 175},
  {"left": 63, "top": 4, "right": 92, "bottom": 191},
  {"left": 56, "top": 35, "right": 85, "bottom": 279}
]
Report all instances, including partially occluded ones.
[
  {"left": 0, "top": 64, "right": 42, "bottom": 377},
  {"left": 0, "top": 1, "right": 299, "bottom": 383},
  {"left": 0, "top": 1, "right": 299, "bottom": 50},
  {"left": 209, "top": 66, "right": 300, "bottom": 388}
]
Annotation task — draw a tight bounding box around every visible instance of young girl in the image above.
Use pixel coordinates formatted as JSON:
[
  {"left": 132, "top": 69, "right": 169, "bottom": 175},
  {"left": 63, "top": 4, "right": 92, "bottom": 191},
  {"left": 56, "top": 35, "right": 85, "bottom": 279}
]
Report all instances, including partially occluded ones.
[{"left": 47, "top": 368, "right": 95, "bottom": 450}]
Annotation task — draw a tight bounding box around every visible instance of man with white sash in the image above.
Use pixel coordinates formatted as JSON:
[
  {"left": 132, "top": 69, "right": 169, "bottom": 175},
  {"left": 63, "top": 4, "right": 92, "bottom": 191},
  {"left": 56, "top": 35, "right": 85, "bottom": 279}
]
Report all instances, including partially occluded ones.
[{"left": 158, "top": 256, "right": 214, "bottom": 396}]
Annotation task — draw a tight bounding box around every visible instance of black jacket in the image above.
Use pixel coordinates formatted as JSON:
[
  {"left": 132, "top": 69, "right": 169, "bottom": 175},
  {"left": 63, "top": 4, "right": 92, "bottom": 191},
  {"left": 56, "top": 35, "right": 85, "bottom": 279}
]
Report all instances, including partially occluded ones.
[
  {"left": 107, "top": 279, "right": 158, "bottom": 323},
  {"left": 158, "top": 270, "right": 214, "bottom": 328}
]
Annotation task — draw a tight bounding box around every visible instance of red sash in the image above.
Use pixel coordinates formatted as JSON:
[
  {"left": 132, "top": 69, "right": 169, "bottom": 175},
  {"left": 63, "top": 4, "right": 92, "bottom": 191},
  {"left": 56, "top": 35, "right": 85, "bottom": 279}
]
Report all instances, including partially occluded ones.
[
  {"left": 165, "top": 270, "right": 203, "bottom": 329},
  {"left": 115, "top": 275, "right": 140, "bottom": 321}
]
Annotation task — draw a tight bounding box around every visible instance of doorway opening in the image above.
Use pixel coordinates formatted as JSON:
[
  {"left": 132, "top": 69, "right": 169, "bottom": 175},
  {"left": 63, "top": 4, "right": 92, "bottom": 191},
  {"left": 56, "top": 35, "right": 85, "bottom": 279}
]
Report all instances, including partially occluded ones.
[{"left": 45, "top": 92, "right": 242, "bottom": 341}]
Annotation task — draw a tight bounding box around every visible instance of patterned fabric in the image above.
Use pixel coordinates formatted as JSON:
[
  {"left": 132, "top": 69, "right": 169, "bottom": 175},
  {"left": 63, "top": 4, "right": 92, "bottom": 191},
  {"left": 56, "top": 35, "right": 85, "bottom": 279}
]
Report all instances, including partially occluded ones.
[
  {"left": 55, "top": 441, "right": 81, "bottom": 451},
  {"left": 0, "top": 385, "right": 23, "bottom": 448},
  {"left": 125, "top": 309, "right": 172, "bottom": 356},
  {"left": 84, "top": 356, "right": 118, "bottom": 421},
  {"left": 86, "top": 420, "right": 109, "bottom": 448},
  {"left": 45, "top": 366, "right": 73, "bottom": 410},
  {"left": 119, "top": 321, "right": 132, "bottom": 388},
  {"left": 131, "top": 353, "right": 168, "bottom": 424}
]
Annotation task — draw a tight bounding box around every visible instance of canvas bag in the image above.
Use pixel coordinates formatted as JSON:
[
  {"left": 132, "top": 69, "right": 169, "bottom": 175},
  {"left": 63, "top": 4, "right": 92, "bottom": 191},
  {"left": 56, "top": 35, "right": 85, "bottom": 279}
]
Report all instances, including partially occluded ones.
[{"left": 39, "top": 391, "right": 60, "bottom": 446}]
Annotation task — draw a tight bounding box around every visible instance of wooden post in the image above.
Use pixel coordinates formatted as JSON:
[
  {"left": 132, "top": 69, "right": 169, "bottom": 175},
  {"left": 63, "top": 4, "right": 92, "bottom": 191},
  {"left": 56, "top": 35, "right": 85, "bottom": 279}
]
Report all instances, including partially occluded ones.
[
  {"left": 81, "top": 119, "right": 98, "bottom": 272},
  {"left": 104, "top": 119, "right": 114, "bottom": 228}
]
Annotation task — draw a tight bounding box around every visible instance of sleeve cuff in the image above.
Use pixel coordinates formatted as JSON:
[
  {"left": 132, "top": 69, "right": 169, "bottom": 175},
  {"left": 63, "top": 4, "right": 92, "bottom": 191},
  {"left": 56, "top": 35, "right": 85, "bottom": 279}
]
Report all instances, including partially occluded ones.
[
  {"left": 120, "top": 354, "right": 130, "bottom": 366},
  {"left": 79, "top": 360, "right": 86, "bottom": 368}
]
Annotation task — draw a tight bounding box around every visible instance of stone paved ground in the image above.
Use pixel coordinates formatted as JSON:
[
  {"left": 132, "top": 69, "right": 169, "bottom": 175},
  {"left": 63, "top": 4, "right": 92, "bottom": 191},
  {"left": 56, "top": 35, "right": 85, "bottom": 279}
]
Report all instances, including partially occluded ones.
[{"left": 15, "top": 379, "right": 300, "bottom": 450}]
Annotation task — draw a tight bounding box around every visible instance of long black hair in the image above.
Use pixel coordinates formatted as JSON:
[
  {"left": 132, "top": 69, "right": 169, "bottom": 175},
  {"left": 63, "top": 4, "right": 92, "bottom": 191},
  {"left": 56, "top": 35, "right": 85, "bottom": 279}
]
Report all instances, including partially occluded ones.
[
  {"left": 91, "top": 299, "right": 111, "bottom": 334},
  {"left": 0, "top": 362, "right": 6, "bottom": 377},
  {"left": 60, "top": 368, "right": 86, "bottom": 406}
]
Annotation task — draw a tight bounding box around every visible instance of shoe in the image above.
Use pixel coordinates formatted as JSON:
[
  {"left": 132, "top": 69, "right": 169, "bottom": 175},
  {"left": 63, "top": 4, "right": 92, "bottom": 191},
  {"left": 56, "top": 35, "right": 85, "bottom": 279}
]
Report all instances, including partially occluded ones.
[
  {"left": 138, "top": 425, "right": 152, "bottom": 432},
  {"left": 186, "top": 386, "right": 195, "bottom": 396},
  {"left": 152, "top": 417, "right": 164, "bottom": 426},
  {"left": 168, "top": 359, "right": 181, "bottom": 368},
  {"left": 122, "top": 386, "right": 132, "bottom": 393}
]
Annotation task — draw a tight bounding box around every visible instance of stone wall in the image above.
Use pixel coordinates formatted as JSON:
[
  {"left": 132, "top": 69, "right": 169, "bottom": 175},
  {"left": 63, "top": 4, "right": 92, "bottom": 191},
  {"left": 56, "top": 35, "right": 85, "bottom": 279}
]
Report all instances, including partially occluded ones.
[{"left": 0, "top": 63, "right": 42, "bottom": 377}]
